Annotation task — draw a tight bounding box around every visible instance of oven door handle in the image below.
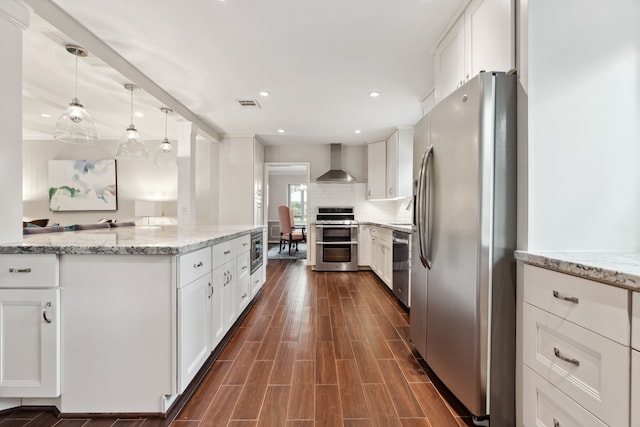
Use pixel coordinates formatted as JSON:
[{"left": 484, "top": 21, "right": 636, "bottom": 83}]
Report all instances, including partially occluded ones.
[
  {"left": 316, "top": 241, "right": 359, "bottom": 245},
  {"left": 315, "top": 225, "right": 358, "bottom": 229}
]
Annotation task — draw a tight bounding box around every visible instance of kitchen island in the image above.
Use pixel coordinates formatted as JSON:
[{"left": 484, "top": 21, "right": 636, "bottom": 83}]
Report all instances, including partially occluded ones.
[{"left": 0, "top": 225, "right": 265, "bottom": 416}]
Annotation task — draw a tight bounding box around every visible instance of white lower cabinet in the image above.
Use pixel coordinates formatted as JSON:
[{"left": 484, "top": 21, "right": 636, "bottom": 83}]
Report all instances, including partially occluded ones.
[
  {"left": 250, "top": 265, "right": 264, "bottom": 298},
  {"left": 177, "top": 273, "right": 211, "bottom": 393},
  {"left": 0, "top": 288, "right": 60, "bottom": 397},
  {"left": 371, "top": 227, "right": 393, "bottom": 288},
  {"left": 210, "top": 269, "right": 225, "bottom": 351},
  {"left": 633, "top": 350, "right": 640, "bottom": 427},
  {"left": 218, "top": 259, "right": 237, "bottom": 331},
  {"left": 523, "top": 303, "right": 628, "bottom": 426},
  {"left": 521, "top": 264, "right": 631, "bottom": 427},
  {"left": 358, "top": 224, "right": 372, "bottom": 266},
  {"left": 0, "top": 254, "right": 60, "bottom": 399}
]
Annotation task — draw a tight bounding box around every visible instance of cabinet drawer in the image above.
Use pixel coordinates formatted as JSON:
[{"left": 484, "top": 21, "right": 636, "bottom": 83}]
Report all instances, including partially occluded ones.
[
  {"left": 633, "top": 292, "right": 639, "bottom": 351},
  {"left": 235, "top": 234, "right": 251, "bottom": 255},
  {"left": 523, "top": 264, "right": 629, "bottom": 345},
  {"left": 178, "top": 247, "right": 212, "bottom": 287},
  {"left": 0, "top": 254, "right": 58, "bottom": 287},
  {"left": 523, "top": 303, "right": 629, "bottom": 427},
  {"left": 212, "top": 239, "right": 235, "bottom": 269},
  {"left": 523, "top": 366, "right": 606, "bottom": 427}
]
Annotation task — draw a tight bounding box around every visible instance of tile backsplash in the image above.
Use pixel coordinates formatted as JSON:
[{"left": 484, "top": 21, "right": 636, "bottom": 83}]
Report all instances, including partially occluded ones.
[{"left": 307, "top": 183, "right": 411, "bottom": 223}]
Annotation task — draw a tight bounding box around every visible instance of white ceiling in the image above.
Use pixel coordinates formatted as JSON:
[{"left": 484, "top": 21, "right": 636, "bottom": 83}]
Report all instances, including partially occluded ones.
[{"left": 22, "top": 0, "right": 466, "bottom": 146}]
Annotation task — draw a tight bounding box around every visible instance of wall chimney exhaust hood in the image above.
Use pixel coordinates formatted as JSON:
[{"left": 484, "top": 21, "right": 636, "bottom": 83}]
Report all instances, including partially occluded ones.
[{"left": 316, "top": 144, "right": 357, "bottom": 183}]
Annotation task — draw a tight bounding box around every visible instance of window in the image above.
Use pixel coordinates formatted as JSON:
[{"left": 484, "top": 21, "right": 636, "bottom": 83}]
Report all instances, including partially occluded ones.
[{"left": 288, "top": 184, "right": 307, "bottom": 224}]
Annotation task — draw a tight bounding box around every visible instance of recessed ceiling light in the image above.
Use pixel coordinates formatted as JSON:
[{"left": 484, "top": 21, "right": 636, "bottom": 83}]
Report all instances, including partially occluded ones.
[
  {"left": 135, "top": 112, "right": 144, "bottom": 118},
  {"left": 354, "top": 129, "right": 361, "bottom": 134},
  {"left": 39, "top": 113, "right": 51, "bottom": 118},
  {"left": 277, "top": 129, "right": 285, "bottom": 133},
  {"left": 369, "top": 91, "right": 381, "bottom": 98},
  {"left": 259, "top": 91, "right": 270, "bottom": 97}
]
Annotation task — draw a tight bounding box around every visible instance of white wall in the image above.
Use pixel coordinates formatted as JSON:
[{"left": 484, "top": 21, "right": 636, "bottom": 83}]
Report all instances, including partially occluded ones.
[
  {"left": 23, "top": 139, "right": 178, "bottom": 226},
  {"left": 265, "top": 144, "right": 366, "bottom": 183},
  {"left": 527, "top": 0, "right": 640, "bottom": 250},
  {"left": 267, "top": 174, "right": 307, "bottom": 221}
]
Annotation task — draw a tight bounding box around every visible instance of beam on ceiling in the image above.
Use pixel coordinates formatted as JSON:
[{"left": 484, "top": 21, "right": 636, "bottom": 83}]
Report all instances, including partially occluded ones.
[{"left": 25, "top": 0, "right": 223, "bottom": 142}]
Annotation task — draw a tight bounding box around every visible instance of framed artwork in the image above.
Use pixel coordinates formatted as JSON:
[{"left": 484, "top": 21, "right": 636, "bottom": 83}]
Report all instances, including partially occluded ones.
[{"left": 48, "top": 160, "right": 118, "bottom": 211}]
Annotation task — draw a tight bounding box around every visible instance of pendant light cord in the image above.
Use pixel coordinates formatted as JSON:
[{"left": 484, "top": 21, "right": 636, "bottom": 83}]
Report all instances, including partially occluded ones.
[
  {"left": 130, "top": 87, "right": 134, "bottom": 127},
  {"left": 74, "top": 52, "right": 79, "bottom": 100},
  {"left": 164, "top": 109, "right": 168, "bottom": 138}
]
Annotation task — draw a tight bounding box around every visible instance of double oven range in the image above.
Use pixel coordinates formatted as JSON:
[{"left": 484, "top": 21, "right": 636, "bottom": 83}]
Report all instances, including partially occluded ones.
[{"left": 315, "top": 207, "right": 358, "bottom": 272}]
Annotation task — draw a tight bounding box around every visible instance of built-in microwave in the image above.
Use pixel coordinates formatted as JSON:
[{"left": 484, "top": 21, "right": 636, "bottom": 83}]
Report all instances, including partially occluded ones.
[{"left": 250, "top": 230, "right": 264, "bottom": 274}]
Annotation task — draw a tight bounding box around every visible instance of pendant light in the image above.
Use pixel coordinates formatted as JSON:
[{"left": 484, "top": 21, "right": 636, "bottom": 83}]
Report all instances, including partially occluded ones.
[
  {"left": 116, "top": 83, "right": 148, "bottom": 159},
  {"left": 154, "top": 107, "right": 177, "bottom": 165},
  {"left": 54, "top": 45, "right": 100, "bottom": 144}
]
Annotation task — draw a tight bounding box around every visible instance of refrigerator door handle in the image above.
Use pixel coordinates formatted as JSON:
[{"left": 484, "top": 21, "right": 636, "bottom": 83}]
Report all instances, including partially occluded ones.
[{"left": 417, "top": 145, "right": 433, "bottom": 269}]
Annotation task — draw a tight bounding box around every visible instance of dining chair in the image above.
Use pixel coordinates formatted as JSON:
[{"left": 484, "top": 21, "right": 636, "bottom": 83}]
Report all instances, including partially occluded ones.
[{"left": 277, "top": 205, "right": 304, "bottom": 255}]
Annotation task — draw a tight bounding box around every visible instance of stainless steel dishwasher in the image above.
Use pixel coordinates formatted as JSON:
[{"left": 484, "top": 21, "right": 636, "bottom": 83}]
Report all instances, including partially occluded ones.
[{"left": 392, "top": 230, "right": 410, "bottom": 308}]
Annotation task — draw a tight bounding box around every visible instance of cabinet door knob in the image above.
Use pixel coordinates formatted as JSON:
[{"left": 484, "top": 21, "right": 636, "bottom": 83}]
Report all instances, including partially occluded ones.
[{"left": 42, "top": 302, "right": 52, "bottom": 324}]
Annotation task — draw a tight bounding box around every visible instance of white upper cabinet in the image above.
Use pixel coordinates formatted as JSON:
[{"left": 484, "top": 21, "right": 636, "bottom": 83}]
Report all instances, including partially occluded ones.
[
  {"left": 385, "top": 129, "right": 413, "bottom": 199},
  {"left": 435, "top": 16, "right": 466, "bottom": 102},
  {"left": 367, "top": 140, "right": 386, "bottom": 199},
  {"left": 465, "top": 0, "right": 514, "bottom": 77},
  {"left": 434, "top": 0, "right": 514, "bottom": 102},
  {"left": 368, "top": 129, "right": 413, "bottom": 200}
]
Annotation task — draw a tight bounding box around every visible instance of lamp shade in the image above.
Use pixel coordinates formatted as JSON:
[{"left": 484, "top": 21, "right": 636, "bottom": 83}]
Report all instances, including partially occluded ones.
[
  {"left": 54, "top": 98, "right": 100, "bottom": 144},
  {"left": 116, "top": 125, "right": 148, "bottom": 159},
  {"left": 154, "top": 138, "right": 177, "bottom": 165},
  {"left": 134, "top": 200, "right": 161, "bottom": 217}
]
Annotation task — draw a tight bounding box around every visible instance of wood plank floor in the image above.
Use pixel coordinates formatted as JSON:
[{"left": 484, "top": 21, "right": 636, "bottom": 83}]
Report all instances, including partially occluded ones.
[
  {"left": 173, "top": 259, "right": 474, "bottom": 427},
  {"left": 0, "top": 259, "right": 474, "bottom": 427}
]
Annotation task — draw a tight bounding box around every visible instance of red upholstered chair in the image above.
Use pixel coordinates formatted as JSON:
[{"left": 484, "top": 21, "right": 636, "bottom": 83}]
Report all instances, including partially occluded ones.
[{"left": 278, "top": 205, "right": 304, "bottom": 255}]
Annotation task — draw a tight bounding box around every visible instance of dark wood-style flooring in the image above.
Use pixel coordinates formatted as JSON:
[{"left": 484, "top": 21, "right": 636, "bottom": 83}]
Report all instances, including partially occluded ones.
[{"left": 0, "top": 259, "right": 473, "bottom": 427}]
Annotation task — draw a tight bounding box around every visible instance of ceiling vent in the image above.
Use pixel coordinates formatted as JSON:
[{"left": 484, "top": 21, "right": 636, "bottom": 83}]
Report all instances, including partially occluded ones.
[{"left": 237, "top": 99, "right": 261, "bottom": 108}]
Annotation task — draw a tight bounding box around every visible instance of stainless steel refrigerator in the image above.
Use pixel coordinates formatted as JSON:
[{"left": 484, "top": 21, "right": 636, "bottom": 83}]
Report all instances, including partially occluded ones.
[{"left": 410, "top": 72, "right": 516, "bottom": 427}]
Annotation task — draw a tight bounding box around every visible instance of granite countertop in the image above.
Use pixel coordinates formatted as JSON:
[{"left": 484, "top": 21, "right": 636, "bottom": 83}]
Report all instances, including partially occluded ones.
[
  {"left": 0, "top": 225, "right": 265, "bottom": 255},
  {"left": 515, "top": 250, "right": 640, "bottom": 291},
  {"left": 359, "top": 221, "right": 413, "bottom": 233}
]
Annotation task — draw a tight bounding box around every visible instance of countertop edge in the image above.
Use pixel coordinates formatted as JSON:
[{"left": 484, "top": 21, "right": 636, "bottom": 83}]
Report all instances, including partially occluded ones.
[
  {"left": 515, "top": 250, "right": 640, "bottom": 291},
  {"left": 0, "top": 226, "right": 265, "bottom": 255}
]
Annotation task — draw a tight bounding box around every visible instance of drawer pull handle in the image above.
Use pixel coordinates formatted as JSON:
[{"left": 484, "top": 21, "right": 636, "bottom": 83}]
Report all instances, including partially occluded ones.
[
  {"left": 552, "top": 290, "right": 579, "bottom": 304},
  {"left": 242, "top": 266, "right": 247, "bottom": 270},
  {"left": 242, "top": 293, "right": 247, "bottom": 299},
  {"left": 193, "top": 261, "right": 204, "bottom": 268},
  {"left": 224, "top": 250, "right": 231, "bottom": 255},
  {"left": 43, "top": 302, "right": 52, "bottom": 324},
  {"left": 243, "top": 243, "right": 248, "bottom": 246},
  {"left": 9, "top": 268, "right": 32, "bottom": 273},
  {"left": 553, "top": 418, "right": 560, "bottom": 427},
  {"left": 553, "top": 347, "right": 580, "bottom": 367}
]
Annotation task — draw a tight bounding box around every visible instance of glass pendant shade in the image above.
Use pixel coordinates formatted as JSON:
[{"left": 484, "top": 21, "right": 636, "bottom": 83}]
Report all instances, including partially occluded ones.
[
  {"left": 54, "top": 46, "right": 100, "bottom": 144},
  {"left": 117, "top": 84, "right": 148, "bottom": 159},
  {"left": 116, "top": 125, "right": 148, "bottom": 158},
  {"left": 154, "top": 138, "right": 177, "bottom": 165},
  {"left": 55, "top": 98, "right": 100, "bottom": 143},
  {"left": 154, "top": 107, "right": 177, "bottom": 165}
]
